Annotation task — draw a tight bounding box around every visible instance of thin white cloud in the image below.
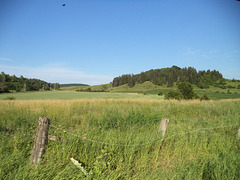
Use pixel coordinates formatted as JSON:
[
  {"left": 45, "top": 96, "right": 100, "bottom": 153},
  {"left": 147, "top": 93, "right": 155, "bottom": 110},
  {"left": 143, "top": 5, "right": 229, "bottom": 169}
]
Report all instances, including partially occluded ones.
[
  {"left": 182, "top": 48, "right": 219, "bottom": 59},
  {"left": 224, "top": 50, "right": 240, "bottom": 57},
  {"left": 183, "top": 48, "right": 200, "bottom": 56},
  {"left": 0, "top": 64, "right": 113, "bottom": 85},
  {"left": 0, "top": 57, "right": 14, "bottom": 62},
  {"left": 201, "top": 50, "right": 218, "bottom": 59}
]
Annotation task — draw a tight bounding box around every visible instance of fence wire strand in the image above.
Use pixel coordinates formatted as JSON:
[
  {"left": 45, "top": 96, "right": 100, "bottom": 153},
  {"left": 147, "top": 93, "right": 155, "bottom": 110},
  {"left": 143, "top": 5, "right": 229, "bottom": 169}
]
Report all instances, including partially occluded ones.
[{"left": 49, "top": 123, "right": 239, "bottom": 147}]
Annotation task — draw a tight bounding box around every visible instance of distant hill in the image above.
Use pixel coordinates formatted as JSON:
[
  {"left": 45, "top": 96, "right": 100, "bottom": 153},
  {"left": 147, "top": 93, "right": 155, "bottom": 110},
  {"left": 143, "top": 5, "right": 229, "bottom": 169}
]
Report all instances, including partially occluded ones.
[
  {"left": 112, "top": 66, "right": 225, "bottom": 89},
  {"left": 60, "top": 83, "right": 89, "bottom": 88}
]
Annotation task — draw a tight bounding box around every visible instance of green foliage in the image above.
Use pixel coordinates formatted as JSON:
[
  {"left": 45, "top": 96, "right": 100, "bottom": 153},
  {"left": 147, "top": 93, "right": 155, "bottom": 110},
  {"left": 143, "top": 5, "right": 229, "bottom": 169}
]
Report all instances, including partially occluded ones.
[
  {"left": 76, "top": 87, "right": 109, "bottom": 92},
  {"left": 197, "top": 80, "right": 209, "bottom": 89},
  {"left": 165, "top": 82, "right": 195, "bottom": 100},
  {"left": 164, "top": 90, "right": 182, "bottom": 100},
  {"left": 158, "top": 91, "right": 163, "bottom": 96},
  {"left": 177, "top": 82, "right": 195, "bottom": 99},
  {"left": 4, "top": 96, "right": 16, "bottom": 100},
  {"left": 0, "top": 72, "right": 58, "bottom": 92},
  {"left": 200, "top": 94, "right": 210, "bottom": 101},
  {"left": 232, "top": 78, "right": 237, "bottom": 82},
  {"left": 112, "top": 66, "right": 223, "bottom": 88}
]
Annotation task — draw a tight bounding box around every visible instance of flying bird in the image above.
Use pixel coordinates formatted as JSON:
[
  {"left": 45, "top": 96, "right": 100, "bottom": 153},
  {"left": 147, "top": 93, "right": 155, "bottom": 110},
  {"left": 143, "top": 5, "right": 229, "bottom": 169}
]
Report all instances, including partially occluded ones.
[{"left": 62, "top": 4, "right": 66, "bottom": 6}]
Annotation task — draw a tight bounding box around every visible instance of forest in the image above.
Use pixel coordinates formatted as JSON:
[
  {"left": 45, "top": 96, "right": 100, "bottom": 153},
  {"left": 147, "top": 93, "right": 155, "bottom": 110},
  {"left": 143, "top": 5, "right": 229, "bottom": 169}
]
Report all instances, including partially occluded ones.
[
  {"left": 0, "top": 72, "right": 59, "bottom": 93},
  {"left": 112, "top": 66, "right": 224, "bottom": 88}
]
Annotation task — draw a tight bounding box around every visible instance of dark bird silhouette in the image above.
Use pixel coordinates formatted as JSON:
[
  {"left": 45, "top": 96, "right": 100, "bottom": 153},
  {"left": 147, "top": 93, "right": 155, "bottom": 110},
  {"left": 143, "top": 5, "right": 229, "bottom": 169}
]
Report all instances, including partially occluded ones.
[
  {"left": 236, "top": 0, "right": 240, "bottom": 1},
  {"left": 62, "top": 4, "right": 66, "bottom": 6}
]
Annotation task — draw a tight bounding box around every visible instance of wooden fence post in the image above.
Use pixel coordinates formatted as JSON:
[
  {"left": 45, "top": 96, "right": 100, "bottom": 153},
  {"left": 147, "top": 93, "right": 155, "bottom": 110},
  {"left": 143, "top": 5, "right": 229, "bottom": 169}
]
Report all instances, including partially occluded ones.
[
  {"left": 157, "top": 118, "right": 170, "bottom": 138},
  {"left": 30, "top": 117, "right": 50, "bottom": 166}
]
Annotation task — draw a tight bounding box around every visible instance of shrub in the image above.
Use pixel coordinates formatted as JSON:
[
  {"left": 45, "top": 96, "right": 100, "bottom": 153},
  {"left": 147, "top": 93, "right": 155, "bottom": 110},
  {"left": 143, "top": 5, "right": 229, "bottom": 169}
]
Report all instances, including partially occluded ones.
[
  {"left": 165, "top": 82, "right": 199, "bottom": 100},
  {"left": 232, "top": 78, "right": 237, "bottom": 82},
  {"left": 200, "top": 94, "right": 210, "bottom": 101},
  {"left": 177, "top": 82, "right": 194, "bottom": 99},
  {"left": 4, "top": 96, "right": 16, "bottom": 100},
  {"left": 193, "top": 93, "right": 200, "bottom": 99},
  {"left": 197, "top": 81, "right": 209, "bottom": 89},
  {"left": 158, "top": 91, "right": 163, "bottom": 96},
  {"left": 164, "top": 90, "right": 182, "bottom": 100},
  {"left": 227, "top": 85, "right": 235, "bottom": 89},
  {"left": 220, "top": 86, "right": 226, "bottom": 89}
]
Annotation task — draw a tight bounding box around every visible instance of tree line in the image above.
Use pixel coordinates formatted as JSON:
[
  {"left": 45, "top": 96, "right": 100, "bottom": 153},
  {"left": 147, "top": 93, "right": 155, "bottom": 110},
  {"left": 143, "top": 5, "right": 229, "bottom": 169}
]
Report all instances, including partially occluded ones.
[
  {"left": 112, "top": 66, "right": 223, "bottom": 88},
  {"left": 0, "top": 72, "right": 60, "bottom": 93}
]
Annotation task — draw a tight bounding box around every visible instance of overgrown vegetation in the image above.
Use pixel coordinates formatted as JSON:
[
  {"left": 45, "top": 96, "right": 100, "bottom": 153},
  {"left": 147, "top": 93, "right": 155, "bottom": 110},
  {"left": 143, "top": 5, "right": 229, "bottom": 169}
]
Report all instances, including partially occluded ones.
[{"left": 0, "top": 99, "right": 240, "bottom": 179}]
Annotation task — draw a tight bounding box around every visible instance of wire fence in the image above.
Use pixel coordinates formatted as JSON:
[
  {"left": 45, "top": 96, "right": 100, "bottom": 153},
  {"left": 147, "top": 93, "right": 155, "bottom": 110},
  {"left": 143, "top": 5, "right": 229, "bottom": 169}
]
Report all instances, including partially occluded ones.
[{"left": 49, "top": 123, "right": 239, "bottom": 147}]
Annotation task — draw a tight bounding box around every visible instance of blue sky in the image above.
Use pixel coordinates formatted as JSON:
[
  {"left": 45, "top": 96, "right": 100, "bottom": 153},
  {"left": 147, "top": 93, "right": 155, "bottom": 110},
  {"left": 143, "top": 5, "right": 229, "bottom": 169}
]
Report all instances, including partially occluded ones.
[{"left": 0, "top": 0, "right": 240, "bottom": 85}]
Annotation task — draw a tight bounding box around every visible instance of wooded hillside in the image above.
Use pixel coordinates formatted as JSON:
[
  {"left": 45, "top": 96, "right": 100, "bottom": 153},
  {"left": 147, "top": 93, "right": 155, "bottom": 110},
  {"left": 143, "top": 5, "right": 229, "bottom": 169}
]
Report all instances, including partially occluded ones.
[
  {"left": 112, "top": 66, "right": 224, "bottom": 88},
  {"left": 0, "top": 72, "right": 59, "bottom": 93}
]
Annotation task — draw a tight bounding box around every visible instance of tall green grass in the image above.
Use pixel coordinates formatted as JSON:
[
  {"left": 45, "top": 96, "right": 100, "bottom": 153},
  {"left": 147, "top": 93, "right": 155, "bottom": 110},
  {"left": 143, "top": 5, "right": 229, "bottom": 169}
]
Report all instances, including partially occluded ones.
[{"left": 0, "top": 99, "right": 240, "bottom": 179}]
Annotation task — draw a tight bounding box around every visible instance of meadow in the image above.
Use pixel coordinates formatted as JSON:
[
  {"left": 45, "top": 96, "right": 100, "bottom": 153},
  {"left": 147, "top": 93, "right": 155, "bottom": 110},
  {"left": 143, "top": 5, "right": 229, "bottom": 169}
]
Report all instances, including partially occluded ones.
[
  {"left": 0, "top": 91, "right": 164, "bottom": 101},
  {"left": 60, "top": 80, "right": 240, "bottom": 100},
  {"left": 0, "top": 98, "right": 240, "bottom": 179}
]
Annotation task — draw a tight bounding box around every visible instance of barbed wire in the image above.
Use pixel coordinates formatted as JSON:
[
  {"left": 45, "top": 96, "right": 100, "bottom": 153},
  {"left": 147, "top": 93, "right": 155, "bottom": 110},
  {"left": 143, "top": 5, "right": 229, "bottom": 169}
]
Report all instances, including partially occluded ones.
[
  {"left": 50, "top": 116, "right": 221, "bottom": 131},
  {"left": 49, "top": 123, "right": 239, "bottom": 147}
]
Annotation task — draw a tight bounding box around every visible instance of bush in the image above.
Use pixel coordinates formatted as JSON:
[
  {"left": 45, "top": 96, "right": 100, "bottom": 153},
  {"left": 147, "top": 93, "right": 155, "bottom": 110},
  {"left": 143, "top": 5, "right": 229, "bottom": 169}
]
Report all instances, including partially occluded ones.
[
  {"left": 227, "top": 85, "right": 235, "bottom": 89},
  {"left": 232, "top": 78, "right": 237, "bottom": 82},
  {"left": 4, "top": 96, "right": 16, "bottom": 100},
  {"left": 218, "top": 79, "right": 226, "bottom": 85},
  {"left": 197, "top": 81, "right": 209, "bottom": 89},
  {"left": 200, "top": 94, "right": 210, "bottom": 101},
  {"left": 220, "top": 86, "right": 227, "bottom": 89},
  {"left": 158, "top": 91, "right": 163, "bottom": 96},
  {"left": 164, "top": 82, "right": 199, "bottom": 100},
  {"left": 193, "top": 93, "right": 200, "bottom": 99},
  {"left": 177, "top": 82, "right": 194, "bottom": 99},
  {"left": 164, "top": 90, "right": 182, "bottom": 100}
]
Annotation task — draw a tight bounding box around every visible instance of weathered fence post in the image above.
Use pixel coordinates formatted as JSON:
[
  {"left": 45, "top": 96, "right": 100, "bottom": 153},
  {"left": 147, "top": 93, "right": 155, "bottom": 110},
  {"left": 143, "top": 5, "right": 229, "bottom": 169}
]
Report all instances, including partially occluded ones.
[
  {"left": 30, "top": 117, "right": 50, "bottom": 166},
  {"left": 157, "top": 118, "right": 170, "bottom": 138}
]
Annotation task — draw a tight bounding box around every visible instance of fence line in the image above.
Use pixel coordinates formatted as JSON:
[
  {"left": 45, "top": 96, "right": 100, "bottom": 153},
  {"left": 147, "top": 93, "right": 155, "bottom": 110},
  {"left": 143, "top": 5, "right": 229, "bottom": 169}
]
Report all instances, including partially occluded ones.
[
  {"left": 49, "top": 117, "right": 229, "bottom": 131},
  {"left": 50, "top": 124, "right": 238, "bottom": 147}
]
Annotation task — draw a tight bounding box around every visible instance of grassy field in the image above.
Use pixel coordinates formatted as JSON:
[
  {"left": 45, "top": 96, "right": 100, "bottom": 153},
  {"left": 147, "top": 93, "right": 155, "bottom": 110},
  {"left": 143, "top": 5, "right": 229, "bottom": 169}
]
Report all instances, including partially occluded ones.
[
  {"left": 0, "top": 91, "right": 164, "bottom": 100},
  {"left": 0, "top": 99, "right": 240, "bottom": 179},
  {"left": 60, "top": 80, "right": 240, "bottom": 100}
]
